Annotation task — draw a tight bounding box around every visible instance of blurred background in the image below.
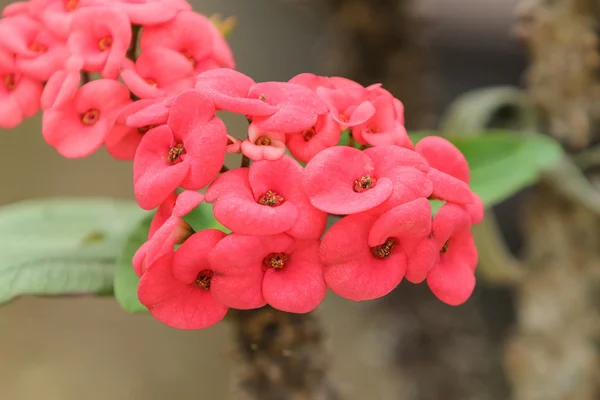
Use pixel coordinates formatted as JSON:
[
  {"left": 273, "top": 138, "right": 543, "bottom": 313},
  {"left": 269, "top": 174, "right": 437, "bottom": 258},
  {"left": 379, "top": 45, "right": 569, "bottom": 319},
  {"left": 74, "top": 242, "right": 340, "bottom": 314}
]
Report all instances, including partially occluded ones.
[{"left": 0, "top": 0, "right": 550, "bottom": 399}]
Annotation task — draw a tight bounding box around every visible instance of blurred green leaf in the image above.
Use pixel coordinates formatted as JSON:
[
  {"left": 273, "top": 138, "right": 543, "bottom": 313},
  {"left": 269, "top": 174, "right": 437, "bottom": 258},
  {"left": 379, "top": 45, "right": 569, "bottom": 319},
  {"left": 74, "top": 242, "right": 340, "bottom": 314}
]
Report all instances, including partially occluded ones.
[
  {"left": 0, "top": 198, "right": 144, "bottom": 305},
  {"left": 183, "top": 201, "right": 229, "bottom": 233},
  {"left": 337, "top": 129, "right": 362, "bottom": 148},
  {"left": 411, "top": 130, "right": 563, "bottom": 206}
]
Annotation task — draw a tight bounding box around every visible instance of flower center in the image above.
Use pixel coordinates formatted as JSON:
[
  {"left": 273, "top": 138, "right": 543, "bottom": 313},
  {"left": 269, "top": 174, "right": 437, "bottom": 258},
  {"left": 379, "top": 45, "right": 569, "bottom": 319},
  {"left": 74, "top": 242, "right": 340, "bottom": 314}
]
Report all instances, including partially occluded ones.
[
  {"left": 339, "top": 113, "right": 348, "bottom": 123},
  {"left": 3, "top": 74, "right": 16, "bottom": 91},
  {"left": 370, "top": 238, "right": 396, "bottom": 258},
  {"left": 28, "top": 42, "right": 48, "bottom": 53},
  {"left": 262, "top": 253, "right": 288, "bottom": 270},
  {"left": 440, "top": 240, "right": 449, "bottom": 254},
  {"left": 353, "top": 175, "right": 377, "bottom": 193},
  {"left": 98, "top": 36, "right": 113, "bottom": 51},
  {"left": 81, "top": 109, "right": 100, "bottom": 125},
  {"left": 168, "top": 143, "right": 185, "bottom": 163},
  {"left": 65, "top": 0, "right": 79, "bottom": 11},
  {"left": 258, "top": 94, "right": 267, "bottom": 102},
  {"left": 137, "top": 124, "right": 158, "bottom": 134},
  {"left": 302, "top": 126, "right": 317, "bottom": 142},
  {"left": 180, "top": 49, "right": 197, "bottom": 68},
  {"left": 255, "top": 136, "right": 271, "bottom": 146},
  {"left": 196, "top": 269, "right": 214, "bottom": 290},
  {"left": 144, "top": 78, "right": 158, "bottom": 88},
  {"left": 365, "top": 125, "right": 379, "bottom": 134},
  {"left": 258, "top": 190, "right": 285, "bottom": 207}
]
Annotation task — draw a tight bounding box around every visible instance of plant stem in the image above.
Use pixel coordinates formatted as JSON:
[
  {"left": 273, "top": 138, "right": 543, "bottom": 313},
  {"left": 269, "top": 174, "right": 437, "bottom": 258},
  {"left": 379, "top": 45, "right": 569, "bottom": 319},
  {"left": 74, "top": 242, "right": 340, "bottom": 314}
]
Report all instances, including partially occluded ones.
[
  {"left": 127, "top": 25, "right": 141, "bottom": 61},
  {"left": 228, "top": 307, "right": 341, "bottom": 400}
]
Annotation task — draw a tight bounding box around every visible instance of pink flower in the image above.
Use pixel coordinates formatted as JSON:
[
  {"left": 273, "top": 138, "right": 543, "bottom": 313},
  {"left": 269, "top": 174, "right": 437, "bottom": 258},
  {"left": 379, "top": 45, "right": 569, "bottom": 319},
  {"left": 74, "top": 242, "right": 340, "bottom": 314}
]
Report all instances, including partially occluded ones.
[
  {"left": 240, "top": 123, "right": 286, "bottom": 162},
  {"left": 426, "top": 203, "right": 478, "bottom": 306},
  {"left": 194, "top": 68, "right": 276, "bottom": 116},
  {"left": 125, "top": 95, "right": 173, "bottom": 127},
  {"left": 286, "top": 113, "right": 342, "bottom": 163},
  {"left": 0, "top": 15, "right": 69, "bottom": 81},
  {"left": 68, "top": 6, "right": 131, "bottom": 79},
  {"left": 0, "top": 48, "right": 43, "bottom": 128},
  {"left": 137, "top": 229, "right": 228, "bottom": 330},
  {"left": 316, "top": 86, "right": 375, "bottom": 128},
  {"left": 416, "top": 135, "right": 483, "bottom": 221},
  {"left": 226, "top": 134, "right": 241, "bottom": 153},
  {"left": 141, "top": 10, "right": 234, "bottom": 73},
  {"left": 320, "top": 212, "right": 406, "bottom": 301},
  {"left": 42, "top": 79, "right": 131, "bottom": 158},
  {"left": 2, "top": 1, "right": 31, "bottom": 17},
  {"left": 288, "top": 73, "right": 334, "bottom": 91},
  {"left": 42, "top": 0, "right": 105, "bottom": 38},
  {"left": 205, "top": 155, "right": 327, "bottom": 239},
  {"left": 303, "top": 145, "right": 431, "bottom": 215},
  {"left": 247, "top": 82, "right": 328, "bottom": 133},
  {"left": 105, "top": 99, "right": 169, "bottom": 161},
  {"left": 133, "top": 190, "right": 203, "bottom": 277},
  {"left": 352, "top": 95, "right": 412, "bottom": 147},
  {"left": 133, "top": 90, "right": 227, "bottom": 210},
  {"left": 114, "top": 0, "right": 192, "bottom": 26},
  {"left": 209, "top": 233, "right": 327, "bottom": 313},
  {"left": 121, "top": 48, "right": 196, "bottom": 99}
]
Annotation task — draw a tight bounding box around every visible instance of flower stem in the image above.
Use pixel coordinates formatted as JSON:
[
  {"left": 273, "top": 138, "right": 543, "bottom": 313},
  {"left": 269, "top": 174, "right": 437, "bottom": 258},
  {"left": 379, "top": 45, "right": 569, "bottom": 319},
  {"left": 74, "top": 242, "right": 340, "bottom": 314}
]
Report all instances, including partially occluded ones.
[{"left": 127, "top": 25, "right": 142, "bottom": 61}]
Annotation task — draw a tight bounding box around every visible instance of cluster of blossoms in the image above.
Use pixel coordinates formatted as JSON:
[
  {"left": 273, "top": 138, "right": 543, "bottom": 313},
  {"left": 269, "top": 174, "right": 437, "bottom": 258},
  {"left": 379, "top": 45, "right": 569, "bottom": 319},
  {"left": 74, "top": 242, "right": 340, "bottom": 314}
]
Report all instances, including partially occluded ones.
[{"left": 1, "top": 0, "right": 483, "bottom": 330}]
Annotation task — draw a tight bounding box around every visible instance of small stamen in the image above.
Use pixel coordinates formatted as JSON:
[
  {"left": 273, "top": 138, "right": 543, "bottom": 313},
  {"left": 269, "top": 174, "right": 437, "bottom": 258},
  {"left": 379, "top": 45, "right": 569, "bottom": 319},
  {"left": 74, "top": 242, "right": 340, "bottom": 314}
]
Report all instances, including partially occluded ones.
[
  {"left": 3, "top": 74, "right": 16, "bottom": 91},
  {"left": 180, "top": 49, "right": 197, "bottom": 68},
  {"left": 339, "top": 114, "right": 348, "bottom": 123},
  {"left": 65, "top": 0, "right": 79, "bottom": 12},
  {"left": 196, "top": 270, "right": 214, "bottom": 290},
  {"left": 98, "top": 36, "right": 113, "bottom": 51},
  {"left": 441, "top": 240, "right": 449, "bottom": 254},
  {"left": 302, "top": 126, "right": 317, "bottom": 142},
  {"left": 168, "top": 143, "right": 185, "bottom": 163},
  {"left": 262, "top": 253, "right": 288, "bottom": 270},
  {"left": 370, "top": 238, "right": 396, "bottom": 258},
  {"left": 144, "top": 78, "right": 158, "bottom": 88},
  {"left": 258, "top": 94, "right": 266, "bottom": 102},
  {"left": 81, "top": 109, "right": 100, "bottom": 126},
  {"left": 255, "top": 136, "right": 271, "bottom": 146},
  {"left": 353, "top": 175, "right": 377, "bottom": 193},
  {"left": 258, "top": 190, "right": 285, "bottom": 207},
  {"left": 28, "top": 43, "right": 48, "bottom": 53},
  {"left": 365, "top": 125, "right": 379, "bottom": 134}
]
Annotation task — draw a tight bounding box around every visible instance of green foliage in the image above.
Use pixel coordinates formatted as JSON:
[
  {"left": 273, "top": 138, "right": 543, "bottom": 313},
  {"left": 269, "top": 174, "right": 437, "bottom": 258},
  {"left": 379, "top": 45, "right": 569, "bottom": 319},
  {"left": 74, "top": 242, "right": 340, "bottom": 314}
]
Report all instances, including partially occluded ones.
[
  {"left": 411, "top": 130, "right": 563, "bottom": 207},
  {"left": 0, "top": 198, "right": 144, "bottom": 305},
  {"left": 114, "top": 201, "right": 225, "bottom": 313}
]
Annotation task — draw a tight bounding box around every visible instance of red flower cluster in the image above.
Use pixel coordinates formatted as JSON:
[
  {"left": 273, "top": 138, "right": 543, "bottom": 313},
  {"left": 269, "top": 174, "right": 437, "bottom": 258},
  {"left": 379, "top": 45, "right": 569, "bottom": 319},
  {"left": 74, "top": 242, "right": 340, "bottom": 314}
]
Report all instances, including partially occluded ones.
[
  {"left": 1, "top": 0, "right": 483, "bottom": 330},
  {"left": 128, "top": 68, "right": 483, "bottom": 330}
]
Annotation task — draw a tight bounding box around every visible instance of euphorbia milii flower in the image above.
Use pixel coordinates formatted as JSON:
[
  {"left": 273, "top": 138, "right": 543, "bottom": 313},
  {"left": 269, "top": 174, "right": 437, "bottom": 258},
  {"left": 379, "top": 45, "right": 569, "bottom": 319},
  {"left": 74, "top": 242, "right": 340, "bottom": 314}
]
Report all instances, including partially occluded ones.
[
  {"left": 105, "top": 98, "right": 168, "bottom": 160},
  {"left": 426, "top": 203, "right": 478, "bottom": 306},
  {"left": 316, "top": 86, "right": 375, "bottom": 128},
  {"left": 209, "top": 233, "right": 327, "bottom": 313},
  {"left": 194, "top": 68, "right": 276, "bottom": 116},
  {"left": 352, "top": 95, "right": 412, "bottom": 148},
  {"left": 68, "top": 6, "right": 131, "bottom": 79},
  {"left": 205, "top": 155, "right": 327, "bottom": 239},
  {"left": 121, "top": 48, "right": 196, "bottom": 99},
  {"left": 286, "top": 113, "right": 341, "bottom": 163},
  {"left": 133, "top": 190, "right": 203, "bottom": 277},
  {"left": 0, "top": 15, "right": 69, "bottom": 81},
  {"left": 133, "top": 90, "right": 227, "bottom": 210},
  {"left": 303, "top": 145, "right": 432, "bottom": 215},
  {"left": 226, "top": 134, "right": 241, "bottom": 153},
  {"left": 141, "top": 10, "right": 233, "bottom": 73},
  {"left": 415, "top": 135, "right": 483, "bottom": 220},
  {"left": 240, "top": 123, "right": 286, "bottom": 162},
  {"left": 114, "top": 0, "right": 192, "bottom": 26},
  {"left": 42, "top": 79, "right": 130, "bottom": 157},
  {"left": 137, "top": 229, "right": 228, "bottom": 330},
  {"left": 288, "top": 73, "right": 334, "bottom": 91},
  {"left": 247, "top": 81, "right": 328, "bottom": 133},
  {"left": 0, "top": 48, "right": 43, "bottom": 128},
  {"left": 320, "top": 212, "right": 407, "bottom": 301}
]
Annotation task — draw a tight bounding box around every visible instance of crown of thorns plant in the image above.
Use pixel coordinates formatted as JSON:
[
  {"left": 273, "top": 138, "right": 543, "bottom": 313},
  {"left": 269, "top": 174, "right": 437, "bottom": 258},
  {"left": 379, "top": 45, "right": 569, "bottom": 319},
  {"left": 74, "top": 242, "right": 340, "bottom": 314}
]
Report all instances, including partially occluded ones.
[{"left": 0, "top": 0, "right": 482, "bottom": 330}]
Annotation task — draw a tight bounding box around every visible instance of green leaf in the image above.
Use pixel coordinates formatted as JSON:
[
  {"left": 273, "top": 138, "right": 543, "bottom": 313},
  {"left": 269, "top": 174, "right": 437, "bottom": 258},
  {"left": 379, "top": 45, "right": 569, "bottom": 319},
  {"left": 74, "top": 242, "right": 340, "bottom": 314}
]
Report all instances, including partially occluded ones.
[
  {"left": 114, "top": 213, "right": 152, "bottom": 313},
  {"left": 337, "top": 129, "right": 361, "bottom": 148},
  {"left": 411, "top": 130, "right": 563, "bottom": 206},
  {"left": 114, "top": 201, "right": 227, "bottom": 314},
  {"left": 0, "top": 198, "right": 145, "bottom": 305}
]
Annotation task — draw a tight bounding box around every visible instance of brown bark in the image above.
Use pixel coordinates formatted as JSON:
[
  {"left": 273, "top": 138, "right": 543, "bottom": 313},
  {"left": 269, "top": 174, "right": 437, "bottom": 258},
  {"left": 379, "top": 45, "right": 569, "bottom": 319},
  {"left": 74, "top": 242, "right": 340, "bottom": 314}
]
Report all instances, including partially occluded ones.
[{"left": 228, "top": 308, "right": 341, "bottom": 400}]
